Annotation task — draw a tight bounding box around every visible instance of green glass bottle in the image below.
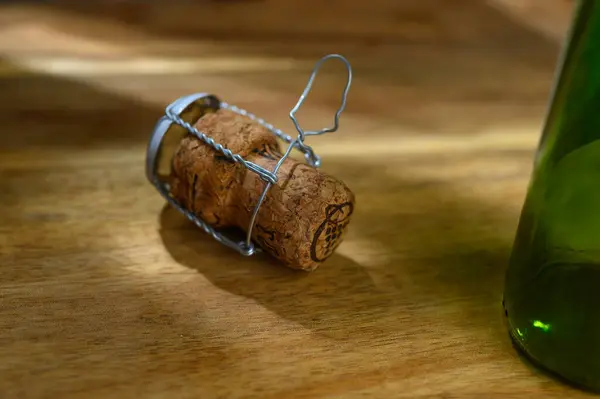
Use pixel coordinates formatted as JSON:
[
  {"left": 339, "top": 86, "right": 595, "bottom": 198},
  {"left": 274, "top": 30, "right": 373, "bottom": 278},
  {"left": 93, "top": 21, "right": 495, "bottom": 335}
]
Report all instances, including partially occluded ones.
[{"left": 503, "top": 0, "right": 600, "bottom": 391}]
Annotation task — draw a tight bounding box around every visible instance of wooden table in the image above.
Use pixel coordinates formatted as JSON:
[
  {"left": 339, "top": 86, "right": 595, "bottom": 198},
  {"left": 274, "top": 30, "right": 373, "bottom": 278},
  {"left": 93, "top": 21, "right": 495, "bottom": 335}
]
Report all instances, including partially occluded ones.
[{"left": 1, "top": 2, "right": 595, "bottom": 398}]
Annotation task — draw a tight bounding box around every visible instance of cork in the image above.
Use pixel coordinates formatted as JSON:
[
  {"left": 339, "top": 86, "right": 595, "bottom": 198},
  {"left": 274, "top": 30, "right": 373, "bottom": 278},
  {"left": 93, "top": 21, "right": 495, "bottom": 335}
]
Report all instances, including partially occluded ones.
[{"left": 169, "top": 108, "right": 355, "bottom": 271}]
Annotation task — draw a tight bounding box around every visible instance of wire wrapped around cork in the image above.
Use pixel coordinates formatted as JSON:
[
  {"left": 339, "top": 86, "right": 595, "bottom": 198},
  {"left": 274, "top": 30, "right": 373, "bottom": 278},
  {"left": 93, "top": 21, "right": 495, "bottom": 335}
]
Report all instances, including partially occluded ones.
[{"left": 146, "top": 54, "right": 355, "bottom": 271}]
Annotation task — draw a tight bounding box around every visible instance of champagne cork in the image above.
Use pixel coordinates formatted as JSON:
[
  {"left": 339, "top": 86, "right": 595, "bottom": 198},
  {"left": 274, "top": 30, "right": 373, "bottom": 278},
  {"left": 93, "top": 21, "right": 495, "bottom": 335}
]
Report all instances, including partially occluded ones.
[{"left": 169, "top": 108, "right": 355, "bottom": 271}]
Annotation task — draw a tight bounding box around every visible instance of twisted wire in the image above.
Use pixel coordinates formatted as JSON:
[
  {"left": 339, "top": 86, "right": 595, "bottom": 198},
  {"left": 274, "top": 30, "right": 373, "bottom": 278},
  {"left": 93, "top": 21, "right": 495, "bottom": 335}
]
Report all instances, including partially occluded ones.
[
  {"left": 165, "top": 109, "right": 278, "bottom": 185},
  {"left": 151, "top": 53, "right": 353, "bottom": 257}
]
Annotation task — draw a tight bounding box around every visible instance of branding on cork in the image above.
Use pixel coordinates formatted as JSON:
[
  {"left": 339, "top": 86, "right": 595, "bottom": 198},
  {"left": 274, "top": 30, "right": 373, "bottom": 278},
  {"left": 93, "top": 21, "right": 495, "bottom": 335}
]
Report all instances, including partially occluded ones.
[{"left": 310, "top": 202, "right": 354, "bottom": 262}]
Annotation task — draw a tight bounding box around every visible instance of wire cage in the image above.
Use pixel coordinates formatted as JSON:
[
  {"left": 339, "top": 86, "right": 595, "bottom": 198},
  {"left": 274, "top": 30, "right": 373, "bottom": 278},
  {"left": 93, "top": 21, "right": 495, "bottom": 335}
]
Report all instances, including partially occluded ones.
[{"left": 145, "top": 54, "right": 352, "bottom": 257}]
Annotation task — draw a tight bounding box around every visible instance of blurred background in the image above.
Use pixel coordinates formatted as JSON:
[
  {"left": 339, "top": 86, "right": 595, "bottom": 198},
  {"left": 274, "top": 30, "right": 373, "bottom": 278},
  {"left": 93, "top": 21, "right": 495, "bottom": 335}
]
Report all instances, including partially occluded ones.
[{"left": 0, "top": 0, "right": 574, "bottom": 153}]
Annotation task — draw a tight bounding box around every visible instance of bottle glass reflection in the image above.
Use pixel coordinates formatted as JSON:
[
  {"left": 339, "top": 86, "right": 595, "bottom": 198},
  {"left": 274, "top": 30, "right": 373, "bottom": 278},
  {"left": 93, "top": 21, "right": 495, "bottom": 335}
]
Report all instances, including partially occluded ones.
[{"left": 504, "top": 0, "right": 600, "bottom": 391}]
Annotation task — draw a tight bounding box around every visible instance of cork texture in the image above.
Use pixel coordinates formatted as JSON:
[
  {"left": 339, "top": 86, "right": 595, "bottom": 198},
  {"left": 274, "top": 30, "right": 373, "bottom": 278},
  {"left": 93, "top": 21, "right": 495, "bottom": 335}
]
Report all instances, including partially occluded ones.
[{"left": 169, "top": 109, "right": 355, "bottom": 271}]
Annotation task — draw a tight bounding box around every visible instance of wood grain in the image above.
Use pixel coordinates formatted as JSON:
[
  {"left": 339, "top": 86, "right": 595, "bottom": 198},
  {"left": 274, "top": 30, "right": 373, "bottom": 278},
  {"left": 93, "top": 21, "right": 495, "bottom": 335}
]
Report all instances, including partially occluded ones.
[
  {"left": 45, "top": 0, "right": 575, "bottom": 46},
  {"left": 0, "top": 2, "right": 596, "bottom": 398}
]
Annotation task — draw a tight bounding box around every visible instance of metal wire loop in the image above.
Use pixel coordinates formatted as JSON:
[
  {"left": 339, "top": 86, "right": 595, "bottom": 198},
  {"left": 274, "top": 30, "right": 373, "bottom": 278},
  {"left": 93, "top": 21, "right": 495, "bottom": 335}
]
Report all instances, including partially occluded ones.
[
  {"left": 146, "top": 54, "right": 353, "bottom": 257},
  {"left": 289, "top": 53, "right": 353, "bottom": 167}
]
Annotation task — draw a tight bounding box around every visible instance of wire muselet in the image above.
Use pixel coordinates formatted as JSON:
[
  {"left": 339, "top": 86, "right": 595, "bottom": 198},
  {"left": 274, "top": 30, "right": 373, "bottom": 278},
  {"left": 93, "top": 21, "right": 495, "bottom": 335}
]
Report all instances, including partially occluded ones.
[{"left": 145, "top": 53, "right": 353, "bottom": 257}]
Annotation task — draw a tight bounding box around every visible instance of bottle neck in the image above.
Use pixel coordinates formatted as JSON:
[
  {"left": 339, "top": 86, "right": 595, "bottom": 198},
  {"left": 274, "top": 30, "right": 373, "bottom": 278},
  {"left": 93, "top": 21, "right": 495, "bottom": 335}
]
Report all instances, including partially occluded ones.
[{"left": 537, "top": 0, "right": 600, "bottom": 168}]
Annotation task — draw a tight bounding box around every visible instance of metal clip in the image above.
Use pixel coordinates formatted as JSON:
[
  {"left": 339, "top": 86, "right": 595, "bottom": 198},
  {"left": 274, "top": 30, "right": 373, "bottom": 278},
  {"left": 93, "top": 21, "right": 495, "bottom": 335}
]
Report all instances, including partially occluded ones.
[{"left": 146, "top": 54, "right": 353, "bottom": 257}]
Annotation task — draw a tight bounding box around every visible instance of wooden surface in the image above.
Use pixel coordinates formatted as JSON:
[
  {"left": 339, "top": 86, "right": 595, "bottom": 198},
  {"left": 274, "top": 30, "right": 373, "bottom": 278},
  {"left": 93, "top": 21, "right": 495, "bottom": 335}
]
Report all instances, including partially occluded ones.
[
  {"left": 42, "top": 0, "right": 574, "bottom": 45},
  {"left": 0, "top": 2, "right": 596, "bottom": 398}
]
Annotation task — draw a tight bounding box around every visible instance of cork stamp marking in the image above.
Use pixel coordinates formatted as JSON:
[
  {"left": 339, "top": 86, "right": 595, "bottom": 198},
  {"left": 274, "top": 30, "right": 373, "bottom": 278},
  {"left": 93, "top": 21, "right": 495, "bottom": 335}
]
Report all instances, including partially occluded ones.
[{"left": 310, "top": 202, "right": 354, "bottom": 262}]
